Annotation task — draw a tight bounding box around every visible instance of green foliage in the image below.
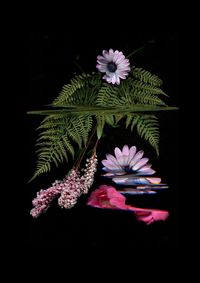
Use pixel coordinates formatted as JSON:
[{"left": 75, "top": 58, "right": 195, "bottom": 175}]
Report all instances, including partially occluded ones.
[
  {"left": 30, "top": 113, "right": 93, "bottom": 181},
  {"left": 132, "top": 67, "right": 163, "bottom": 86},
  {"left": 96, "top": 70, "right": 167, "bottom": 107},
  {"left": 53, "top": 73, "right": 101, "bottom": 106},
  {"left": 126, "top": 114, "right": 159, "bottom": 155},
  {"left": 29, "top": 66, "right": 171, "bottom": 180}
]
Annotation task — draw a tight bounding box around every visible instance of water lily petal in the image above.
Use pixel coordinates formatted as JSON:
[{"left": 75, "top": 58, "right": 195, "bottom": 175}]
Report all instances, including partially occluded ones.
[
  {"left": 102, "top": 159, "right": 122, "bottom": 170},
  {"left": 114, "top": 147, "right": 123, "bottom": 159},
  {"left": 129, "top": 150, "right": 144, "bottom": 167},
  {"left": 146, "top": 177, "right": 161, "bottom": 184},
  {"left": 132, "top": 158, "right": 149, "bottom": 171}
]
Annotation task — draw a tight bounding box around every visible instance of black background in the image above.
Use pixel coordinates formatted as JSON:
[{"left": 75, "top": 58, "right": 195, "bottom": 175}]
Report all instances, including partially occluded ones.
[{"left": 26, "top": 32, "right": 180, "bottom": 253}]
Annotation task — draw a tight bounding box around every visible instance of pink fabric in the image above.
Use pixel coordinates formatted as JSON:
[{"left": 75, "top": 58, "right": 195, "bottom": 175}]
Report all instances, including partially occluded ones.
[{"left": 87, "top": 185, "right": 169, "bottom": 225}]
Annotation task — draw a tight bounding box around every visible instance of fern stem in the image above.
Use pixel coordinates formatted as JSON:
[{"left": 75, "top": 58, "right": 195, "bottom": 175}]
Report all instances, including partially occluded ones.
[
  {"left": 74, "top": 124, "right": 97, "bottom": 170},
  {"left": 126, "top": 46, "right": 145, "bottom": 58},
  {"left": 72, "top": 60, "right": 85, "bottom": 73},
  {"left": 121, "top": 83, "right": 130, "bottom": 103},
  {"left": 93, "top": 138, "right": 99, "bottom": 153}
]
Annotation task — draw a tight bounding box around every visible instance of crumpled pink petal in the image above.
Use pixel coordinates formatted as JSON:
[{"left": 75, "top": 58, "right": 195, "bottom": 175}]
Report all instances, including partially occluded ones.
[
  {"left": 87, "top": 185, "right": 127, "bottom": 209},
  {"left": 87, "top": 185, "right": 169, "bottom": 225},
  {"left": 127, "top": 205, "right": 169, "bottom": 225}
]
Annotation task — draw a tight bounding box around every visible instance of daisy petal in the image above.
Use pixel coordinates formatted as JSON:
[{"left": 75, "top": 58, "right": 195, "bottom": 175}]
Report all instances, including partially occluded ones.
[
  {"left": 111, "top": 74, "right": 117, "bottom": 84},
  {"left": 116, "top": 75, "right": 120, "bottom": 85},
  {"left": 96, "top": 64, "right": 107, "bottom": 72},
  {"left": 103, "top": 49, "right": 114, "bottom": 61},
  {"left": 97, "top": 56, "right": 108, "bottom": 64}
]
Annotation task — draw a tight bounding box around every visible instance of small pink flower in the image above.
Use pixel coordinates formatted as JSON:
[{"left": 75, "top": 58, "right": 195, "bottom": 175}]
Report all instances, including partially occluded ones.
[{"left": 87, "top": 185, "right": 127, "bottom": 209}]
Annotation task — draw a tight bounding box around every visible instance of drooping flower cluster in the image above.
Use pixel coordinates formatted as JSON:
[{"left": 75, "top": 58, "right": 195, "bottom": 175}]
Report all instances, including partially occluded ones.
[
  {"left": 80, "top": 155, "right": 98, "bottom": 194},
  {"left": 96, "top": 49, "right": 130, "bottom": 85},
  {"left": 30, "top": 154, "right": 98, "bottom": 218},
  {"left": 57, "top": 169, "right": 82, "bottom": 209},
  {"left": 30, "top": 184, "right": 63, "bottom": 218},
  {"left": 58, "top": 155, "right": 98, "bottom": 208}
]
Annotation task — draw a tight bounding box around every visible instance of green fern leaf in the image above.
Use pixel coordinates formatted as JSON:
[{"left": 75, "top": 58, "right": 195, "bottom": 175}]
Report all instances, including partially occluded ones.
[
  {"left": 96, "top": 115, "right": 105, "bottom": 139},
  {"left": 105, "top": 114, "right": 115, "bottom": 126},
  {"left": 127, "top": 114, "right": 159, "bottom": 155},
  {"left": 31, "top": 113, "right": 93, "bottom": 180},
  {"left": 52, "top": 73, "right": 101, "bottom": 106},
  {"left": 132, "top": 67, "right": 163, "bottom": 86},
  {"left": 131, "top": 90, "right": 166, "bottom": 105},
  {"left": 130, "top": 80, "right": 167, "bottom": 96},
  {"left": 96, "top": 84, "right": 120, "bottom": 107},
  {"left": 52, "top": 73, "right": 91, "bottom": 106}
]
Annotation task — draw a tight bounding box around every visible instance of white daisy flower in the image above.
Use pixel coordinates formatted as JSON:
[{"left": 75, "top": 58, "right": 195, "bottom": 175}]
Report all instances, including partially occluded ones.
[{"left": 96, "top": 49, "right": 131, "bottom": 85}]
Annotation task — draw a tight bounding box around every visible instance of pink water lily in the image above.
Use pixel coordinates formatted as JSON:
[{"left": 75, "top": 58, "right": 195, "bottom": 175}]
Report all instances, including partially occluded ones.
[
  {"left": 87, "top": 185, "right": 169, "bottom": 225},
  {"left": 96, "top": 49, "right": 130, "bottom": 85},
  {"left": 102, "top": 145, "right": 155, "bottom": 177}
]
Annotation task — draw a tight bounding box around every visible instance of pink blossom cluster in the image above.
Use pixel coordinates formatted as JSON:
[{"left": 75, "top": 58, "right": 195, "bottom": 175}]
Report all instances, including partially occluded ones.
[
  {"left": 30, "top": 181, "right": 63, "bottom": 218},
  {"left": 80, "top": 155, "right": 98, "bottom": 194},
  {"left": 58, "top": 155, "right": 98, "bottom": 208},
  {"left": 30, "top": 154, "right": 98, "bottom": 218},
  {"left": 57, "top": 169, "right": 81, "bottom": 209}
]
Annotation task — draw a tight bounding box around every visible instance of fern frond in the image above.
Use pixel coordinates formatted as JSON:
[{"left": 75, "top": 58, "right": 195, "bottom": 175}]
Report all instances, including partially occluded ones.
[
  {"left": 129, "top": 80, "right": 167, "bottom": 96},
  {"left": 52, "top": 73, "right": 101, "bottom": 106},
  {"left": 132, "top": 67, "right": 163, "bottom": 86},
  {"left": 96, "top": 114, "right": 106, "bottom": 139},
  {"left": 125, "top": 114, "right": 134, "bottom": 128},
  {"left": 96, "top": 84, "right": 120, "bottom": 107},
  {"left": 74, "top": 115, "right": 92, "bottom": 146},
  {"left": 31, "top": 113, "right": 93, "bottom": 180},
  {"left": 52, "top": 73, "right": 89, "bottom": 106},
  {"left": 130, "top": 90, "right": 166, "bottom": 105},
  {"left": 61, "top": 135, "right": 75, "bottom": 158},
  {"left": 105, "top": 114, "right": 115, "bottom": 126},
  {"left": 126, "top": 114, "right": 159, "bottom": 155}
]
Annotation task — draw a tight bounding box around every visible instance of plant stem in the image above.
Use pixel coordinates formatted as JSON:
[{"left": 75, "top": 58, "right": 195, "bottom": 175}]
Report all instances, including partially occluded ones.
[
  {"left": 72, "top": 59, "right": 85, "bottom": 73},
  {"left": 126, "top": 46, "right": 145, "bottom": 58},
  {"left": 93, "top": 138, "right": 99, "bottom": 153},
  {"left": 74, "top": 124, "right": 97, "bottom": 170}
]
